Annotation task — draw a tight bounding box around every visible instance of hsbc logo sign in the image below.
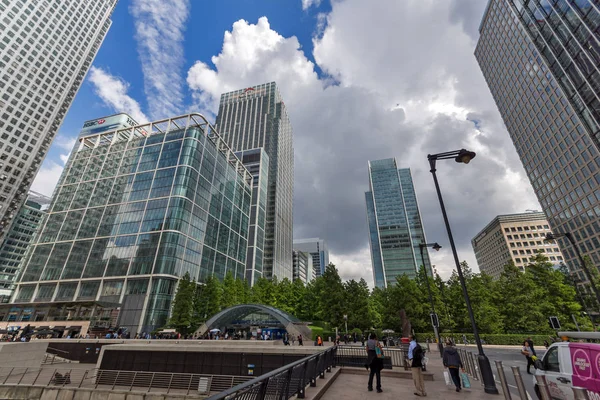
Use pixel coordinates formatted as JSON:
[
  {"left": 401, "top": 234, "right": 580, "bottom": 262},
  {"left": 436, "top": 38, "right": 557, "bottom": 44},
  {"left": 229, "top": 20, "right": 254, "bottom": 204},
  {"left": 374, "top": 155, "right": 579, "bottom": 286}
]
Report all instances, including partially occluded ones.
[{"left": 83, "top": 119, "right": 106, "bottom": 128}]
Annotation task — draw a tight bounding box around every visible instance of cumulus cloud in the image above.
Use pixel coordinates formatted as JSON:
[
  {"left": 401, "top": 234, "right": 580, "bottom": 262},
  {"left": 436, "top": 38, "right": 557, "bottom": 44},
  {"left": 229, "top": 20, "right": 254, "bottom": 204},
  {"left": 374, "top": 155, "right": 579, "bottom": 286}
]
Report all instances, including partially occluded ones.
[
  {"left": 88, "top": 67, "right": 149, "bottom": 123},
  {"left": 130, "top": 0, "right": 190, "bottom": 119},
  {"left": 31, "top": 161, "right": 65, "bottom": 198},
  {"left": 302, "top": 0, "right": 322, "bottom": 10},
  {"left": 186, "top": 5, "right": 539, "bottom": 285}
]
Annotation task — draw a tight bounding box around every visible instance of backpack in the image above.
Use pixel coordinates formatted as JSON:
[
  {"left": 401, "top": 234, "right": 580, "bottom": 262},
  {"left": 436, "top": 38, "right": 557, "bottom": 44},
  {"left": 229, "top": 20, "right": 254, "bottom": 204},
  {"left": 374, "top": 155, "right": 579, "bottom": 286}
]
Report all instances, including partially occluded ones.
[{"left": 413, "top": 344, "right": 423, "bottom": 361}]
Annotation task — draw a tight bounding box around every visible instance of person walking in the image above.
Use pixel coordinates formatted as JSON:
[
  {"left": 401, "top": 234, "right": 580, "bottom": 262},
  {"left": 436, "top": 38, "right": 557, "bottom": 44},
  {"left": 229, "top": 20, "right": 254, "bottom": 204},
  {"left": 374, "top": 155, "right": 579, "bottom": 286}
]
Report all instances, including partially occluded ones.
[
  {"left": 443, "top": 340, "right": 464, "bottom": 392},
  {"left": 522, "top": 340, "right": 535, "bottom": 374},
  {"left": 408, "top": 335, "right": 426, "bottom": 397},
  {"left": 298, "top": 334, "right": 303, "bottom": 346},
  {"left": 365, "top": 333, "right": 383, "bottom": 393},
  {"left": 317, "top": 335, "right": 323, "bottom": 346},
  {"left": 526, "top": 336, "right": 536, "bottom": 357}
]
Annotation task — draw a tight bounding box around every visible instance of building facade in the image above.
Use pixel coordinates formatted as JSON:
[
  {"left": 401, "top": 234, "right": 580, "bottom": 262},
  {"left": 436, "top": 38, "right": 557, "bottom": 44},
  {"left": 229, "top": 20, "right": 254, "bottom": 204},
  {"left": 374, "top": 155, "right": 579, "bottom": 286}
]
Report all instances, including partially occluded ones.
[
  {"left": 293, "top": 238, "right": 329, "bottom": 278},
  {"left": 365, "top": 159, "right": 431, "bottom": 288},
  {"left": 3, "top": 114, "right": 252, "bottom": 336},
  {"left": 292, "top": 250, "right": 312, "bottom": 284},
  {"left": 472, "top": 212, "right": 565, "bottom": 279},
  {"left": 235, "top": 148, "right": 269, "bottom": 285},
  {"left": 0, "top": 191, "right": 50, "bottom": 303},
  {"left": 216, "top": 82, "right": 294, "bottom": 280},
  {"left": 476, "top": 0, "right": 600, "bottom": 286},
  {"left": 0, "top": 0, "right": 117, "bottom": 240}
]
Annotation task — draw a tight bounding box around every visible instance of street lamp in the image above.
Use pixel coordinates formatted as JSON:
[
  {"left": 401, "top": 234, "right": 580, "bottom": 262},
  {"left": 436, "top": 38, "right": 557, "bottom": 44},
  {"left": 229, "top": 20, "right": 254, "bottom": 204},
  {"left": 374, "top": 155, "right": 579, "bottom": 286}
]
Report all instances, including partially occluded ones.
[
  {"left": 419, "top": 242, "right": 444, "bottom": 357},
  {"left": 545, "top": 232, "right": 600, "bottom": 309},
  {"left": 427, "top": 149, "right": 498, "bottom": 395}
]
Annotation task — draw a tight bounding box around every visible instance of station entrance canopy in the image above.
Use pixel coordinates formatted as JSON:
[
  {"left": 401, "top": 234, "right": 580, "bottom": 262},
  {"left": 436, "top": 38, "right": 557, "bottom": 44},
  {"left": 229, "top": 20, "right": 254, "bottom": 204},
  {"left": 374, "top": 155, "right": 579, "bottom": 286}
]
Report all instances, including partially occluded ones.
[{"left": 196, "top": 304, "right": 312, "bottom": 339}]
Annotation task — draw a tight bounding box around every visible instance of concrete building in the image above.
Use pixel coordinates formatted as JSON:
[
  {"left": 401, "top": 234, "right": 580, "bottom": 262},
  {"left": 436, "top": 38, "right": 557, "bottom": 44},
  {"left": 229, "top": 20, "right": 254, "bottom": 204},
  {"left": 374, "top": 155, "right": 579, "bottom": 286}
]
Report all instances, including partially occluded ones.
[
  {"left": 0, "top": 0, "right": 117, "bottom": 240},
  {"left": 293, "top": 238, "right": 329, "bottom": 278},
  {"left": 472, "top": 211, "right": 565, "bottom": 279},
  {"left": 365, "top": 160, "right": 431, "bottom": 288},
  {"left": 216, "top": 82, "right": 294, "bottom": 280},
  {"left": 476, "top": 0, "right": 600, "bottom": 285},
  {"left": 0, "top": 191, "right": 50, "bottom": 303},
  {"left": 2, "top": 113, "right": 252, "bottom": 336},
  {"left": 292, "top": 250, "right": 312, "bottom": 284}
]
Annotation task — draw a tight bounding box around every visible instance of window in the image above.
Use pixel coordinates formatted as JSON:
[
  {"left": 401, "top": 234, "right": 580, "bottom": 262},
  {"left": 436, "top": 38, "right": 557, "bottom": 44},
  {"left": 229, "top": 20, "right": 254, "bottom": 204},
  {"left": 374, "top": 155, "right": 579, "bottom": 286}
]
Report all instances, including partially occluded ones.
[{"left": 543, "top": 346, "right": 560, "bottom": 372}]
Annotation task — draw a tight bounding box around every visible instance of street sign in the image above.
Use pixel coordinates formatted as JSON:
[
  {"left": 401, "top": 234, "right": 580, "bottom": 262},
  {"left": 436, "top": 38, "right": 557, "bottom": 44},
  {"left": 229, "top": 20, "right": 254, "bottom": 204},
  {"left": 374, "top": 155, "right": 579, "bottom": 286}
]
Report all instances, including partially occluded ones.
[
  {"left": 549, "top": 316, "right": 561, "bottom": 330},
  {"left": 430, "top": 313, "right": 439, "bottom": 328}
]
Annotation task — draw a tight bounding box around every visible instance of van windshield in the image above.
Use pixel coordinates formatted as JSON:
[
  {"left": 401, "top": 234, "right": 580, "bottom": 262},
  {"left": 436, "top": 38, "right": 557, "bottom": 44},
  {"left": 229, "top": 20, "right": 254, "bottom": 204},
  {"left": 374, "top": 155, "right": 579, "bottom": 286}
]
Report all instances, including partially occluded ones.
[{"left": 544, "top": 346, "right": 560, "bottom": 372}]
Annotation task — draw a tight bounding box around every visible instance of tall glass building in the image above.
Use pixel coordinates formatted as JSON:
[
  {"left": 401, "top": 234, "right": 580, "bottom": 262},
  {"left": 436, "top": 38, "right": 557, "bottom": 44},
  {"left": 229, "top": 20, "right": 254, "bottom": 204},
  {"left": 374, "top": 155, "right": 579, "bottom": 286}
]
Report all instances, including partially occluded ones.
[
  {"left": 365, "top": 159, "right": 431, "bottom": 288},
  {"left": 216, "top": 82, "right": 294, "bottom": 280},
  {"left": 4, "top": 113, "right": 252, "bottom": 335},
  {"left": 293, "top": 238, "right": 329, "bottom": 278},
  {"left": 0, "top": 191, "right": 50, "bottom": 303},
  {"left": 0, "top": 0, "right": 117, "bottom": 240},
  {"left": 476, "top": 0, "right": 600, "bottom": 286},
  {"left": 235, "top": 148, "right": 269, "bottom": 285}
]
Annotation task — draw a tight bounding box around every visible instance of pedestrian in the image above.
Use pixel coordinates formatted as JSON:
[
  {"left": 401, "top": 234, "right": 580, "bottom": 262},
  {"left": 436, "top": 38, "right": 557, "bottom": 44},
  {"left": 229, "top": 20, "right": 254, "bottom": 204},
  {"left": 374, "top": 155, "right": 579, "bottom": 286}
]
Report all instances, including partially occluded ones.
[
  {"left": 317, "top": 335, "right": 323, "bottom": 346},
  {"left": 521, "top": 340, "right": 535, "bottom": 374},
  {"left": 408, "top": 334, "right": 426, "bottom": 397},
  {"left": 526, "top": 336, "right": 536, "bottom": 357},
  {"left": 298, "top": 334, "right": 303, "bottom": 346},
  {"left": 443, "top": 340, "right": 464, "bottom": 392},
  {"left": 365, "top": 333, "right": 383, "bottom": 393},
  {"left": 462, "top": 334, "right": 468, "bottom": 346},
  {"left": 543, "top": 340, "right": 549, "bottom": 349}
]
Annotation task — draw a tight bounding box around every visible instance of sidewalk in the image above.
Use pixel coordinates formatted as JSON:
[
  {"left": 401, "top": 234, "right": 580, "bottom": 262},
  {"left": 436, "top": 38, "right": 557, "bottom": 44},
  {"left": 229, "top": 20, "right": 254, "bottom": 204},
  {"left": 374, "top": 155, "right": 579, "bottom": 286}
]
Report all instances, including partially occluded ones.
[{"left": 320, "top": 348, "right": 505, "bottom": 399}]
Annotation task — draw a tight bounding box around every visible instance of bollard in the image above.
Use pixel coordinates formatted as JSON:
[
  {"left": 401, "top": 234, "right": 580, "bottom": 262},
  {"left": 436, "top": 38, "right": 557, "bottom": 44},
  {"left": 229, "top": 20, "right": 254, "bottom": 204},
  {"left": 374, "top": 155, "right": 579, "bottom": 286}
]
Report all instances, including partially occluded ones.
[
  {"left": 573, "top": 387, "right": 590, "bottom": 400},
  {"left": 534, "top": 375, "right": 552, "bottom": 400},
  {"left": 510, "top": 366, "right": 528, "bottom": 400},
  {"left": 495, "top": 360, "right": 512, "bottom": 400},
  {"left": 470, "top": 352, "right": 480, "bottom": 381}
]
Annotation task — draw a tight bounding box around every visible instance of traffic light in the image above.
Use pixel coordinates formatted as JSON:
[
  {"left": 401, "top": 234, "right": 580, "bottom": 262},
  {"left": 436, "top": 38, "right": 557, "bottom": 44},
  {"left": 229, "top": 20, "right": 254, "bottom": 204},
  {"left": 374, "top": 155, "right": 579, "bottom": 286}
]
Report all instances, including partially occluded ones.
[
  {"left": 548, "top": 316, "right": 561, "bottom": 330},
  {"left": 430, "top": 313, "right": 439, "bottom": 328}
]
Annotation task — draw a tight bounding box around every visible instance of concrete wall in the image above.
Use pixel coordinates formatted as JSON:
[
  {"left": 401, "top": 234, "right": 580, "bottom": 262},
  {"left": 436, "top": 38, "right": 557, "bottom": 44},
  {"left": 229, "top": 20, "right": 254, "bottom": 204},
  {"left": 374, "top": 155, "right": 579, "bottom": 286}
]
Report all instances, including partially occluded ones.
[
  {"left": 0, "top": 385, "right": 201, "bottom": 400},
  {"left": 0, "top": 341, "right": 47, "bottom": 367}
]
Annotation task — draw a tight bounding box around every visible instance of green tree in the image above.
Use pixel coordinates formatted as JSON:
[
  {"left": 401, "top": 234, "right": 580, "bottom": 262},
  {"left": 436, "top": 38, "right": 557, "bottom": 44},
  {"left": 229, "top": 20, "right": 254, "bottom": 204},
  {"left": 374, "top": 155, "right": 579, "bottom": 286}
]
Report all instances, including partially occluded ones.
[
  {"left": 195, "top": 275, "right": 223, "bottom": 321},
  {"left": 343, "top": 278, "right": 371, "bottom": 331},
  {"left": 251, "top": 276, "right": 277, "bottom": 305},
  {"left": 221, "top": 272, "right": 237, "bottom": 309},
  {"left": 168, "top": 272, "right": 196, "bottom": 334},
  {"left": 319, "top": 264, "right": 346, "bottom": 328}
]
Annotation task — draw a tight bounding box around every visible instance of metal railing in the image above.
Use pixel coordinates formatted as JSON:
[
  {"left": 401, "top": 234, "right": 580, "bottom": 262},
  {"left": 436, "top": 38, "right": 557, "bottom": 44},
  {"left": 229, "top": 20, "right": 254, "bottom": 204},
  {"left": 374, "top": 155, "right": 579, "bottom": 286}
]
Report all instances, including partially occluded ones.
[
  {"left": 0, "top": 366, "right": 254, "bottom": 395},
  {"left": 204, "top": 346, "right": 338, "bottom": 400},
  {"left": 335, "top": 345, "right": 406, "bottom": 370},
  {"left": 457, "top": 347, "right": 481, "bottom": 383}
]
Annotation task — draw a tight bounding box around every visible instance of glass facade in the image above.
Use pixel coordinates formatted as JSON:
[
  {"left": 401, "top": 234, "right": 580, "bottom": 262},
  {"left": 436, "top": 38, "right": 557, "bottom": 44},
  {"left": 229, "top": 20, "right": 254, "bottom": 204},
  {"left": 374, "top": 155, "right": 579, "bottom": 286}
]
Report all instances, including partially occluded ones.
[
  {"left": 293, "top": 238, "right": 329, "bottom": 278},
  {"left": 0, "top": 0, "right": 117, "bottom": 239},
  {"left": 476, "top": 0, "right": 600, "bottom": 285},
  {"left": 8, "top": 114, "right": 252, "bottom": 334},
  {"left": 216, "top": 82, "right": 294, "bottom": 280},
  {"left": 365, "top": 159, "right": 431, "bottom": 288},
  {"left": 0, "top": 192, "right": 50, "bottom": 302},
  {"left": 235, "top": 148, "right": 269, "bottom": 285}
]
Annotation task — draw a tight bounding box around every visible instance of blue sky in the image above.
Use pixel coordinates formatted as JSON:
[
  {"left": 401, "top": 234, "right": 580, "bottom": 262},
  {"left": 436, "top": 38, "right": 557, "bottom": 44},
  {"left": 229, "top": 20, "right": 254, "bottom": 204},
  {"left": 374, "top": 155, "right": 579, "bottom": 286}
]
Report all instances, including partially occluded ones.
[{"left": 32, "top": 0, "right": 542, "bottom": 283}]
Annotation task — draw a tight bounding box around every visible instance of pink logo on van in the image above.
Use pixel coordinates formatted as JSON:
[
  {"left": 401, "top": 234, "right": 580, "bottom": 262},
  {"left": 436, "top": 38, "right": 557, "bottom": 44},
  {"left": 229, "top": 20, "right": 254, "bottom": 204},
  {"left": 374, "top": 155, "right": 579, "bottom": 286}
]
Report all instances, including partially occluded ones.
[{"left": 573, "top": 348, "right": 593, "bottom": 379}]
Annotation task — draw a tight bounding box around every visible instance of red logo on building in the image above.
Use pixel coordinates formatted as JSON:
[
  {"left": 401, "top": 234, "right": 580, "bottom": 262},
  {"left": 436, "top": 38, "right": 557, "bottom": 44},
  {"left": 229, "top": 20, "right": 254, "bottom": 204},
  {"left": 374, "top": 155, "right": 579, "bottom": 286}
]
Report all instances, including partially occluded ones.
[{"left": 97, "top": 119, "right": 105, "bottom": 124}]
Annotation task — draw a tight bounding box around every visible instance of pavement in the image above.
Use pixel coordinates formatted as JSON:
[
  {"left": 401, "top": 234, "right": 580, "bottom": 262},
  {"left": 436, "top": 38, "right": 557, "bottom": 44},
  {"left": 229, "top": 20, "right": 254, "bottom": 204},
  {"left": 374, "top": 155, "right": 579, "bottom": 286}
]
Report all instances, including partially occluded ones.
[{"left": 320, "top": 347, "right": 506, "bottom": 399}]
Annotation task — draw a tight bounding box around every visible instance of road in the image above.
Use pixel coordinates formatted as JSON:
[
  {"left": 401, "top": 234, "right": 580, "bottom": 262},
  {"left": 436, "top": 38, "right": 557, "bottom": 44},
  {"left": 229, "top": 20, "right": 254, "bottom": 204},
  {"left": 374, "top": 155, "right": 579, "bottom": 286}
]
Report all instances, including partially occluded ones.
[{"left": 460, "top": 345, "right": 544, "bottom": 399}]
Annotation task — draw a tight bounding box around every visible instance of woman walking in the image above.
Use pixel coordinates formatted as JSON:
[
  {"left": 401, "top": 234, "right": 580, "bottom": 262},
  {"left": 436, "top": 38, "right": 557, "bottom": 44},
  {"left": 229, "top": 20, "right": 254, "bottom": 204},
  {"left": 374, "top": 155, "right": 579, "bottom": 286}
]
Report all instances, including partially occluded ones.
[
  {"left": 522, "top": 340, "right": 535, "bottom": 374},
  {"left": 365, "top": 333, "right": 384, "bottom": 393},
  {"left": 442, "top": 340, "right": 464, "bottom": 392}
]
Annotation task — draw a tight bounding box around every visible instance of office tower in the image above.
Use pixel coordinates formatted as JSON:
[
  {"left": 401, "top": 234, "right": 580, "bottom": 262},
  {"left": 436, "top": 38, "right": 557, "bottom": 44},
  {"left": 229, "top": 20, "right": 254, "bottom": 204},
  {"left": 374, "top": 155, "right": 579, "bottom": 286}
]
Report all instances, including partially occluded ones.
[
  {"left": 5, "top": 113, "right": 252, "bottom": 335},
  {"left": 0, "top": 0, "right": 117, "bottom": 239},
  {"left": 365, "top": 159, "right": 430, "bottom": 288},
  {"left": 292, "top": 250, "right": 312, "bottom": 284},
  {"left": 476, "top": 0, "right": 600, "bottom": 284},
  {"left": 216, "top": 82, "right": 294, "bottom": 280},
  {"left": 235, "top": 148, "right": 269, "bottom": 285},
  {"left": 0, "top": 191, "right": 50, "bottom": 303},
  {"left": 472, "top": 212, "right": 565, "bottom": 279},
  {"left": 293, "top": 238, "right": 330, "bottom": 278}
]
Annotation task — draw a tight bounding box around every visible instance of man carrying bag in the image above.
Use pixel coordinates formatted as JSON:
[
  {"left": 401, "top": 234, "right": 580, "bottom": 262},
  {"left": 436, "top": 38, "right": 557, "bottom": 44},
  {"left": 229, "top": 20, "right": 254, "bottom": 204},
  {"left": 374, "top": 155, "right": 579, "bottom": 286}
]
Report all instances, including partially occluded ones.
[{"left": 443, "top": 340, "right": 465, "bottom": 392}]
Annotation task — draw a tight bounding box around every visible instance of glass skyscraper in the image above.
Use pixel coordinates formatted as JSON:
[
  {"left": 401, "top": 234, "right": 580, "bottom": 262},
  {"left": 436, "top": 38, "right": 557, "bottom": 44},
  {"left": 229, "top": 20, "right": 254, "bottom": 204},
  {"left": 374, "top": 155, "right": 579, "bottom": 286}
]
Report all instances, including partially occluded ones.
[
  {"left": 0, "top": 0, "right": 117, "bottom": 240},
  {"left": 476, "top": 0, "right": 600, "bottom": 285},
  {"left": 0, "top": 191, "right": 50, "bottom": 303},
  {"left": 293, "top": 238, "right": 329, "bottom": 278},
  {"left": 216, "top": 82, "right": 294, "bottom": 280},
  {"left": 365, "top": 159, "right": 431, "bottom": 288},
  {"left": 5, "top": 113, "right": 252, "bottom": 335}
]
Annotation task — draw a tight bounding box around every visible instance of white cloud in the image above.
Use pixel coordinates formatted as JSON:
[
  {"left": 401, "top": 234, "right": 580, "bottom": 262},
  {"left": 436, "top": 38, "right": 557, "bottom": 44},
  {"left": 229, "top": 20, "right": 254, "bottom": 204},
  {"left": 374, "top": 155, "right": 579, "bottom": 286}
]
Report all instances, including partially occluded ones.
[
  {"left": 88, "top": 66, "right": 149, "bottom": 123},
  {"left": 187, "top": 4, "right": 540, "bottom": 284},
  {"left": 130, "top": 0, "right": 190, "bottom": 119},
  {"left": 302, "top": 0, "right": 322, "bottom": 10},
  {"left": 31, "top": 160, "right": 64, "bottom": 198}
]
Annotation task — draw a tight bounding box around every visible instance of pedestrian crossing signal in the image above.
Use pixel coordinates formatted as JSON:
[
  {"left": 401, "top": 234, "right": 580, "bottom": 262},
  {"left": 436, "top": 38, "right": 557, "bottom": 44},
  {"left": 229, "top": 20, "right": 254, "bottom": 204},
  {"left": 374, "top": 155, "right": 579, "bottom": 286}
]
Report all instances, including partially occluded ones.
[
  {"left": 430, "top": 313, "right": 439, "bottom": 328},
  {"left": 549, "top": 316, "right": 561, "bottom": 330}
]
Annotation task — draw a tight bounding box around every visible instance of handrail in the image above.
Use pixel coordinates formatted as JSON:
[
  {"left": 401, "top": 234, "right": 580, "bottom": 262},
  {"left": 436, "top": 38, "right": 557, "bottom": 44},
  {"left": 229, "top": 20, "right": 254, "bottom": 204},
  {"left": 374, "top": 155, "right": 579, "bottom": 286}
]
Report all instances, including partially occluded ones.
[
  {"left": 47, "top": 347, "right": 70, "bottom": 355},
  {"left": 205, "top": 346, "right": 338, "bottom": 400}
]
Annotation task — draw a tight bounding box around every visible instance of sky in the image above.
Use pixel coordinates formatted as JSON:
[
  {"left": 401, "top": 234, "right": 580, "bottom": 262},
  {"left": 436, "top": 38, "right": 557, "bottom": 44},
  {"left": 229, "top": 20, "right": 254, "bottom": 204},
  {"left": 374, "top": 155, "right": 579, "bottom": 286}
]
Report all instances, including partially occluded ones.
[{"left": 31, "top": 0, "right": 542, "bottom": 284}]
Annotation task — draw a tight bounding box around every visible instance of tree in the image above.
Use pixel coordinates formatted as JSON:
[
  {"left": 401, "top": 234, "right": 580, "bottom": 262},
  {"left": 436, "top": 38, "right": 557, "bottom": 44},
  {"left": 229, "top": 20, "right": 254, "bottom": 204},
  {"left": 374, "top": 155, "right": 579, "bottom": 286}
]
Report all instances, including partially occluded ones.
[
  {"left": 195, "top": 275, "right": 223, "bottom": 321},
  {"left": 319, "top": 264, "right": 346, "bottom": 328},
  {"left": 168, "top": 272, "right": 196, "bottom": 334},
  {"left": 221, "top": 271, "right": 237, "bottom": 309},
  {"left": 343, "top": 278, "right": 371, "bottom": 331}
]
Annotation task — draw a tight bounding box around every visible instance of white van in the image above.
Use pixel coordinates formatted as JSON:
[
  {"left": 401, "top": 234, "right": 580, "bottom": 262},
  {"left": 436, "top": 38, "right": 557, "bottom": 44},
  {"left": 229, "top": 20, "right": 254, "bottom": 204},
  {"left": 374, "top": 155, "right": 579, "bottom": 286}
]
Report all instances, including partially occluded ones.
[{"left": 533, "top": 331, "right": 600, "bottom": 400}]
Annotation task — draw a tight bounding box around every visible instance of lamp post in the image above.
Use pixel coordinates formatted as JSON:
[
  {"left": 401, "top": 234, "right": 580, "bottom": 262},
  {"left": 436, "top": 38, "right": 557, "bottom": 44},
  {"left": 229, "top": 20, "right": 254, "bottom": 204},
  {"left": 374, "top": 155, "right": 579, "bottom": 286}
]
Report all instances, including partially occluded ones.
[
  {"left": 419, "top": 242, "right": 445, "bottom": 357},
  {"left": 427, "top": 149, "right": 498, "bottom": 395},
  {"left": 545, "top": 232, "right": 600, "bottom": 310}
]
